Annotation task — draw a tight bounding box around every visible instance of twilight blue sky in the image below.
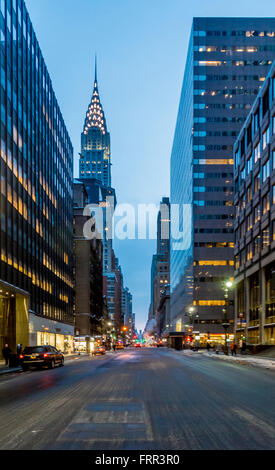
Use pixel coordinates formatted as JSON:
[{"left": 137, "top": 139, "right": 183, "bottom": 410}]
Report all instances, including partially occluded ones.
[{"left": 26, "top": 0, "right": 274, "bottom": 331}]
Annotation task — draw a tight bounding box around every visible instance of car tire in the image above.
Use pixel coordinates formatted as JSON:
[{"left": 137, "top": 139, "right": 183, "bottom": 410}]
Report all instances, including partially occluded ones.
[
  {"left": 49, "top": 360, "right": 55, "bottom": 369},
  {"left": 59, "top": 358, "right": 64, "bottom": 367}
]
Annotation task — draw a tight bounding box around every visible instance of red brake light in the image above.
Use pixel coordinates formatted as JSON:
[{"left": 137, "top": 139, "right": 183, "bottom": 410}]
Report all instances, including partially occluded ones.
[
  {"left": 43, "top": 353, "right": 48, "bottom": 358},
  {"left": 19, "top": 355, "right": 24, "bottom": 359}
]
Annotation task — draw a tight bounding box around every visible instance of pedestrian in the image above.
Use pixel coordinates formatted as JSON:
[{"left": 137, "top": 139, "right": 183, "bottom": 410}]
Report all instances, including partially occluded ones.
[
  {"left": 230, "top": 342, "right": 237, "bottom": 356},
  {"left": 206, "top": 342, "right": 211, "bottom": 352},
  {"left": 2, "top": 344, "right": 12, "bottom": 366},
  {"left": 112, "top": 343, "right": 116, "bottom": 352},
  {"left": 241, "top": 341, "right": 247, "bottom": 355},
  {"left": 17, "top": 344, "right": 23, "bottom": 356}
]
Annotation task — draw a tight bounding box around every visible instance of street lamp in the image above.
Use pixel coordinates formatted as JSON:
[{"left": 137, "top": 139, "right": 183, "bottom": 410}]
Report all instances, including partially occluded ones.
[{"left": 222, "top": 280, "right": 234, "bottom": 355}]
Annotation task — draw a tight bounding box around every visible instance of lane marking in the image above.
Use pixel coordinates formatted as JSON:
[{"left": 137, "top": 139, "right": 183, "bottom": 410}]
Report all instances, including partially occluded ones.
[{"left": 232, "top": 408, "right": 275, "bottom": 437}]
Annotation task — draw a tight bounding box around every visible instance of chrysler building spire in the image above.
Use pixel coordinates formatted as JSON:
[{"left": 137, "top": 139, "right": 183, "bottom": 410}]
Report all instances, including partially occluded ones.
[{"left": 80, "top": 58, "right": 111, "bottom": 187}]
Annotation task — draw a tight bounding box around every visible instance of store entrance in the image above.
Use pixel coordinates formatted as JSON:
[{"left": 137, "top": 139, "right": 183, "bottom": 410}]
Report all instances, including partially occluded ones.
[{"left": 0, "top": 283, "right": 29, "bottom": 359}]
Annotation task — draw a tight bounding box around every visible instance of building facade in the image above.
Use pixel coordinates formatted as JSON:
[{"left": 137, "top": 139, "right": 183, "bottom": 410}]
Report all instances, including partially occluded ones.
[
  {"left": 234, "top": 61, "right": 275, "bottom": 346},
  {"left": 0, "top": 0, "right": 74, "bottom": 356},
  {"left": 73, "top": 180, "right": 105, "bottom": 339},
  {"left": 122, "top": 286, "right": 134, "bottom": 337},
  {"left": 147, "top": 198, "right": 170, "bottom": 334},
  {"left": 170, "top": 17, "right": 275, "bottom": 345}
]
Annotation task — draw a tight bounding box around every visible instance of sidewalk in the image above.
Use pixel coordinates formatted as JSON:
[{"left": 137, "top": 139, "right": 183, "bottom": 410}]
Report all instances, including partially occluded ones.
[{"left": 181, "top": 349, "right": 275, "bottom": 371}]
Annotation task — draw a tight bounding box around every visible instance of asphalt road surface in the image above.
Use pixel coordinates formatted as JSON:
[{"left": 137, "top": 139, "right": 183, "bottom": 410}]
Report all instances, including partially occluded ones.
[{"left": 0, "top": 348, "right": 274, "bottom": 450}]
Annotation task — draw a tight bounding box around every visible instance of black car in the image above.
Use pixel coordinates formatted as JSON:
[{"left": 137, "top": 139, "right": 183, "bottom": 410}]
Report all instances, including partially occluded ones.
[{"left": 20, "top": 346, "right": 64, "bottom": 371}]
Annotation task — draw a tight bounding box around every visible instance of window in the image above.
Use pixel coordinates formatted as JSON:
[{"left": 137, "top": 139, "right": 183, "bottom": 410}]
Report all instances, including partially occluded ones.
[
  {"left": 262, "top": 88, "right": 269, "bottom": 117},
  {"left": 262, "top": 228, "right": 270, "bottom": 248},
  {"left": 254, "top": 173, "right": 260, "bottom": 193},
  {"left": 262, "top": 128, "right": 270, "bottom": 150},
  {"left": 254, "top": 204, "right": 261, "bottom": 223},
  {"left": 247, "top": 156, "right": 253, "bottom": 174},
  {"left": 247, "top": 185, "right": 252, "bottom": 203},
  {"left": 247, "top": 243, "right": 253, "bottom": 261},
  {"left": 247, "top": 213, "right": 253, "bottom": 231},
  {"left": 197, "top": 300, "right": 226, "bottom": 306},
  {"left": 262, "top": 159, "right": 270, "bottom": 182},
  {"left": 254, "top": 236, "right": 261, "bottom": 255},
  {"left": 262, "top": 193, "right": 270, "bottom": 215},
  {"left": 254, "top": 142, "right": 261, "bottom": 163},
  {"left": 254, "top": 109, "right": 259, "bottom": 133}
]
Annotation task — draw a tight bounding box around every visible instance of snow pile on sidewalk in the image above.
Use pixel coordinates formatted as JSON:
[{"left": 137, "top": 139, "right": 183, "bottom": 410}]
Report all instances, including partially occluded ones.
[{"left": 197, "top": 351, "right": 275, "bottom": 370}]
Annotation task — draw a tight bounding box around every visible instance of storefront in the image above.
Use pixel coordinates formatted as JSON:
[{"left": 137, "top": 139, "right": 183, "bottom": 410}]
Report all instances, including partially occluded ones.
[
  {"left": 29, "top": 312, "right": 74, "bottom": 354},
  {"left": 0, "top": 280, "right": 29, "bottom": 359},
  {"left": 73, "top": 336, "right": 96, "bottom": 354}
]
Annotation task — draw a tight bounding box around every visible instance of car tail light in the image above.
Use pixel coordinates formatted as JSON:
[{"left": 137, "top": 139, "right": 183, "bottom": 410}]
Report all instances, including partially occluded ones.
[
  {"left": 19, "top": 355, "right": 24, "bottom": 359},
  {"left": 43, "top": 353, "right": 48, "bottom": 358}
]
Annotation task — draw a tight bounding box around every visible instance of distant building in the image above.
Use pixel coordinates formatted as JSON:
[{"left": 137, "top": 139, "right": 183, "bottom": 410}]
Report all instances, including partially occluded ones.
[
  {"left": 0, "top": 0, "right": 74, "bottom": 356},
  {"left": 122, "top": 287, "right": 134, "bottom": 337},
  {"left": 73, "top": 181, "right": 105, "bottom": 338},
  {"left": 234, "top": 61, "right": 275, "bottom": 346},
  {"left": 147, "top": 198, "right": 170, "bottom": 336}
]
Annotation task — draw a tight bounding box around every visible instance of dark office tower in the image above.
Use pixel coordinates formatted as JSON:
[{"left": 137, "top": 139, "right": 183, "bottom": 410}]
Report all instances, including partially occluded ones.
[
  {"left": 0, "top": 0, "right": 74, "bottom": 356},
  {"left": 80, "top": 60, "right": 111, "bottom": 187},
  {"left": 234, "top": 62, "right": 275, "bottom": 347},
  {"left": 170, "top": 18, "right": 275, "bottom": 345}
]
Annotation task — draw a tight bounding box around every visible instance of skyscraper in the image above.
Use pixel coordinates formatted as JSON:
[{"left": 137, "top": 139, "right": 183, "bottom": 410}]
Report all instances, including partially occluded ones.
[
  {"left": 0, "top": 0, "right": 74, "bottom": 355},
  {"left": 170, "top": 18, "right": 275, "bottom": 345},
  {"left": 77, "top": 61, "right": 124, "bottom": 332},
  {"left": 79, "top": 59, "right": 111, "bottom": 187}
]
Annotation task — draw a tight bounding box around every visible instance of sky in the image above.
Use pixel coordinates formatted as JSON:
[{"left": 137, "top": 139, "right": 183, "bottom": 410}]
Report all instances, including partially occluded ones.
[{"left": 25, "top": 0, "right": 275, "bottom": 331}]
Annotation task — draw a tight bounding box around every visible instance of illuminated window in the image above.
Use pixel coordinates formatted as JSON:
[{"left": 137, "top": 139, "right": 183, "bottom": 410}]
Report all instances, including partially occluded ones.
[
  {"left": 198, "top": 260, "right": 227, "bottom": 266},
  {"left": 198, "top": 300, "right": 226, "bottom": 306}
]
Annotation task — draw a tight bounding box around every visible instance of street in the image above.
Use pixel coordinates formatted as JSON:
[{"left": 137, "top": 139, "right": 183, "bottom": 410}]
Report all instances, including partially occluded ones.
[{"left": 0, "top": 348, "right": 274, "bottom": 450}]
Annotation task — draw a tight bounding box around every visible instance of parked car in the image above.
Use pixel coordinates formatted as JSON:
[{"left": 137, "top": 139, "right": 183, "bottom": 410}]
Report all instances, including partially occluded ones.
[
  {"left": 93, "top": 345, "right": 106, "bottom": 356},
  {"left": 19, "top": 346, "right": 64, "bottom": 371},
  {"left": 115, "top": 342, "right": 124, "bottom": 350},
  {"left": 134, "top": 343, "right": 142, "bottom": 348}
]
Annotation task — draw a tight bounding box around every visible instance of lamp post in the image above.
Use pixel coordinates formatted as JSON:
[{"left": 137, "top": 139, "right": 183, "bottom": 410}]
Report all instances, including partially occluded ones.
[{"left": 222, "top": 280, "right": 233, "bottom": 355}]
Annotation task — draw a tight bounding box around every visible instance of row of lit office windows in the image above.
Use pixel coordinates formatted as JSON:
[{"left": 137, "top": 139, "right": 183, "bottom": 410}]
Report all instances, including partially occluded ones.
[
  {"left": 194, "top": 102, "right": 251, "bottom": 110},
  {"left": 194, "top": 60, "right": 273, "bottom": 67},
  {"left": 194, "top": 260, "right": 234, "bottom": 266},
  {"left": 194, "top": 45, "right": 275, "bottom": 52},
  {"left": 193, "top": 30, "right": 275, "bottom": 38},
  {"left": 194, "top": 88, "right": 259, "bottom": 97},
  {"left": 195, "top": 75, "right": 265, "bottom": 82},
  {"left": 194, "top": 200, "right": 233, "bottom": 207}
]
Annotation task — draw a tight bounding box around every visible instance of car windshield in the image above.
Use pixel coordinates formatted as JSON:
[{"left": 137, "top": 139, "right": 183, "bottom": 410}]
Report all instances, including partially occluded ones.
[{"left": 23, "top": 347, "right": 45, "bottom": 354}]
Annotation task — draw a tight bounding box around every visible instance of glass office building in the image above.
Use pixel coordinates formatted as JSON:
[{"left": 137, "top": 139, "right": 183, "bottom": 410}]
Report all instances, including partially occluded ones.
[
  {"left": 170, "top": 18, "right": 275, "bottom": 344},
  {"left": 0, "top": 0, "right": 74, "bottom": 355}
]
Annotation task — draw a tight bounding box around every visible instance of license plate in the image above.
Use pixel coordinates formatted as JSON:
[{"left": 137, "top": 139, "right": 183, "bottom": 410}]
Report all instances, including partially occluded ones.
[{"left": 31, "top": 355, "right": 36, "bottom": 359}]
